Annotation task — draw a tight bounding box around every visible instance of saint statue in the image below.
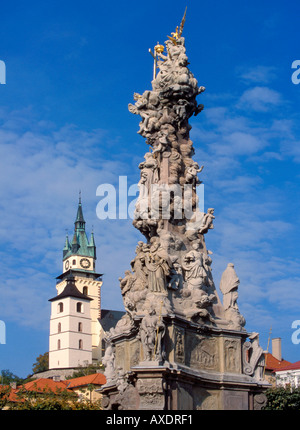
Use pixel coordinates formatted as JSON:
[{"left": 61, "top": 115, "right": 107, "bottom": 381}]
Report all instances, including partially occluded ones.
[
  {"left": 139, "top": 306, "right": 165, "bottom": 362},
  {"left": 182, "top": 242, "right": 207, "bottom": 288},
  {"left": 145, "top": 240, "right": 171, "bottom": 294},
  {"left": 219, "top": 263, "right": 245, "bottom": 330}
]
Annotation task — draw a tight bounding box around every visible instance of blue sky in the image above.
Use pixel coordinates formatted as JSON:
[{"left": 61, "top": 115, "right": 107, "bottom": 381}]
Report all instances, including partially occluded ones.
[{"left": 0, "top": 0, "right": 300, "bottom": 377}]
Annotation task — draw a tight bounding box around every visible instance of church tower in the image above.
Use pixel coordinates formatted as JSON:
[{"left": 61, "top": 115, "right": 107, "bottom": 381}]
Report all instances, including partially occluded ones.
[
  {"left": 49, "top": 196, "right": 103, "bottom": 370},
  {"left": 49, "top": 275, "right": 93, "bottom": 369}
]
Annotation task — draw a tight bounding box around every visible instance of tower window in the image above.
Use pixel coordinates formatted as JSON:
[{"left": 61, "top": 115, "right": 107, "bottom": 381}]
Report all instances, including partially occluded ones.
[
  {"left": 83, "top": 286, "right": 88, "bottom": 295},
  {"left": 57, "top": 339, "right": 61, "bottom": 350},
  {"left": 76, "top": 302, "right": 83, "bottom": 313},
  {"left": 58, "top": 302, "right": 64, "bottom": 313},
  {"left": 79, "top": 339, "right": 83, "bottom": 350},
  {"left": 72, "top": 259, "right": 76, "bottom": 265},
  {"left": 58, "top": 322, "right": 61, "bottom": 333},
  {"left": 78, "top": 322, "right": 82, "bottom": 332}
]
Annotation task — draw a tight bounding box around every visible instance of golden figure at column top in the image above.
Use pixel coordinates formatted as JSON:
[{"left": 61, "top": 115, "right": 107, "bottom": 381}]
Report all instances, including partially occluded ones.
[
  {"left": 149, "top": 7, "right": 187, "bottom": 79},
  {"left": 168, "top": 6, "right": 187, "bottom": 44}
]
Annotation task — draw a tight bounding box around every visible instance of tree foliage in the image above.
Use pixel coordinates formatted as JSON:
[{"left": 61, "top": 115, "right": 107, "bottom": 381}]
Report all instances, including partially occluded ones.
[
  {"left": 0, "top": 369, "right": 23, "bottom": 385},
  {"left": 32, "top": 352, "right": 49, "bottom": 374},
  {"left": 0, "top": 384, "right": 12, "bottom": 409},
  {"left": 263, "top": 387, "right": 300, "bottom": 410},
  {"left": 8, "top": 385, "right": 102, "bottom": 410},
  {"left": 65, "top": 362, "right": 104, "bottom": 379}
]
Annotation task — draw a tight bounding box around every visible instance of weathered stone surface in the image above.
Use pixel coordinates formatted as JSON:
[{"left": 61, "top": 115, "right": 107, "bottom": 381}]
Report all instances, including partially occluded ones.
[
  {"left": 185, "top": 333, "right": 219, "bottom": 371},
  {"left": 100, "top": 12, "right": 269, "bottom": 410}
]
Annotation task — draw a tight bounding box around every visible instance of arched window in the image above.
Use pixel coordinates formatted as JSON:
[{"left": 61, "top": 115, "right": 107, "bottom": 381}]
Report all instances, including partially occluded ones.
[
  {"left": 76, "top": 302, "right": 83, "bottom": 313},
  {"left": 78, "top": 322, "right": 82, "bottom": 332},
  {"left": 58, "top": 322, "right": 61, "bottom": 333},
  {"left": 72, "top": 259, "right": 76, "bottom": 265},
  {"left": 58, "top": 302, "right": 63, "bottom": 313},
  {"left": 57, "top": 339, "right": 61, "bottom": 350},
  {"left": 79, "top": 339, "right": 83, "bottom": 350},
  {"left": 83, "top": 286, "right": 88, "bottom": 296}
]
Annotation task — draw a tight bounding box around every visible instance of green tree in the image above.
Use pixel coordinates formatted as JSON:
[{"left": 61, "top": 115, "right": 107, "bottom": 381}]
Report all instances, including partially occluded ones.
[
  {"left": 0, "top": 369, "right": 23, "bottom": 385},
  {"left": 32, "top": 352, "right": 49, "bottom": 374},
  {"left": 65, "top": 362, "right": 104, "bottom": 379}
]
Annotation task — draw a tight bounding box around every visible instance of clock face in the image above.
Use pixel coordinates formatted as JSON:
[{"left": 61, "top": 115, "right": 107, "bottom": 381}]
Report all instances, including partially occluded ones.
[
  {"left": 80, "top": 258, "right": 91, "bottom": 269},
  {"left": 65, "top": 260, "right": 69, "bottom": 270}
]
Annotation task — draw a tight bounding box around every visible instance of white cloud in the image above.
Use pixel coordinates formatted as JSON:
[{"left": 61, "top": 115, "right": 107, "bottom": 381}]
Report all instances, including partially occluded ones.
[
  {"left": 237, "top": 65, "right": 277, "bottom": 84},
  {"left": 191, "top": 87, "right": 299, "bottom": 331},
  {"left": 214, "top": 175, "right": 262, "bottom": 193},
  {"left": 0, "top": 79, "right": 299, "bottom": 350},
  {"left": 237, "top": 86, "right": 281, "bottom": 112},
  {"left": 0, "top": 109, "right": 138, "bottom": 327},
  {"left": 280, "top": 139, "right": 300, "bottom": 163},
  {"left": 213, "top": 131, "right": 267, "bottom": 156}
]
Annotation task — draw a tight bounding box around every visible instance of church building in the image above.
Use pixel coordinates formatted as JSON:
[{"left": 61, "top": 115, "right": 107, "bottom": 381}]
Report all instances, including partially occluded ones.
[{"left": 48, "top": 197, "right": 104, "bottom": 370}]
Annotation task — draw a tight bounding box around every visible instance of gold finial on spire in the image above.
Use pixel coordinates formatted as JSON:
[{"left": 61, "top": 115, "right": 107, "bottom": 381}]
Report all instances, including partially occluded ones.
[
  {"left": 168, "top": 6, "right": 187, "bottom": 44},
  {"left": 149, "top": 42, "right": 165, "bottom": 80},
  {"left": 154, "top": 43, "right": 164, "bottom": 55}
]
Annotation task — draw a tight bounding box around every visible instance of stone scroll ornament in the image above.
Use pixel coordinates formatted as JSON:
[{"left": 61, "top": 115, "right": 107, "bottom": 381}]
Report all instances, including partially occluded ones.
[{"left": 242, "top": 332, "right": 265, "bottom": 380}]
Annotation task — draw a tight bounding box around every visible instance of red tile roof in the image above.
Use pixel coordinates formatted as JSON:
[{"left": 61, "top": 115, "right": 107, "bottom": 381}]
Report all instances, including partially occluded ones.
[
  {"left": 0, "top": 374, "right": 106, "bottom": 403},
  {"left": 22, "top": 378, "right": 72, "bottom": 393},
  {"left": 0, "top": 385, "right": 20, "bottom": 403},
  {"left": 274, "top": 360, "right": 300, "bottom": 372},
  {"left": 65, "top": 373, "right": 106, "bottom": 389},
  {"left": 8, "top": 389, "right": 20, "bottom": 402},
  {"left": 265, "top": 353, "right": 291, "bottom": 371},
  {"left": 1, "top": 378, "right": 73, "bottom": 403}
]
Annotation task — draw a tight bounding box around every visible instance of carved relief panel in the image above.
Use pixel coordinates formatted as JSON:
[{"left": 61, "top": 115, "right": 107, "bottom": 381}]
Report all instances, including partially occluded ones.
[
  {"left": 115, "top": 343, "right": 126, "bottom": 370},
  {"left": 186, "top": 332, "right": 219, "bottom": 371},
  {"left": 174, "top": 327, "right": 185, "bottom": 364},
  {"left": 224, "top": 339, "right": 241, "bottom": 373},
  {"left": 130, "top": 339, "right": 141, "bottom": 367},
  {"left": 136, "top": 378, "right": 165, "bottom": 410}
]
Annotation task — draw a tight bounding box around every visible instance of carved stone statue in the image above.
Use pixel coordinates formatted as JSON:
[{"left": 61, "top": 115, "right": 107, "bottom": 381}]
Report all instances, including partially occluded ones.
[
  {"left": 182, "top": 242, "right": 207, "bottom": 289},
  {"left": 102, "top": 341, "right": 116, "bottom": 385},
  {"left": 119, "top": 270, "right": 135, "bottom": 297},
  {"left": 219, "top": 263, "right": 245, "bottom": 330},
  {"left": 138, "top": 152, "right": 159, "bottom": 189},
  {"left": 139, "top": 306, "right": 165, "bottom": 362},
  {"left": 145, "top": 240, "right": 171, "bottom": 294},
  {"left": 100, "top": 14, "right": 268, "bottom": 411},
  {"left": 168, "top": 262, "right": 183, "bottom": 290},
  {"left": 199, "top": 208, "right": 215, "bottom": 234},
  {"left": 185, "top": 162, "right": 204, "bottom": 188}
]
